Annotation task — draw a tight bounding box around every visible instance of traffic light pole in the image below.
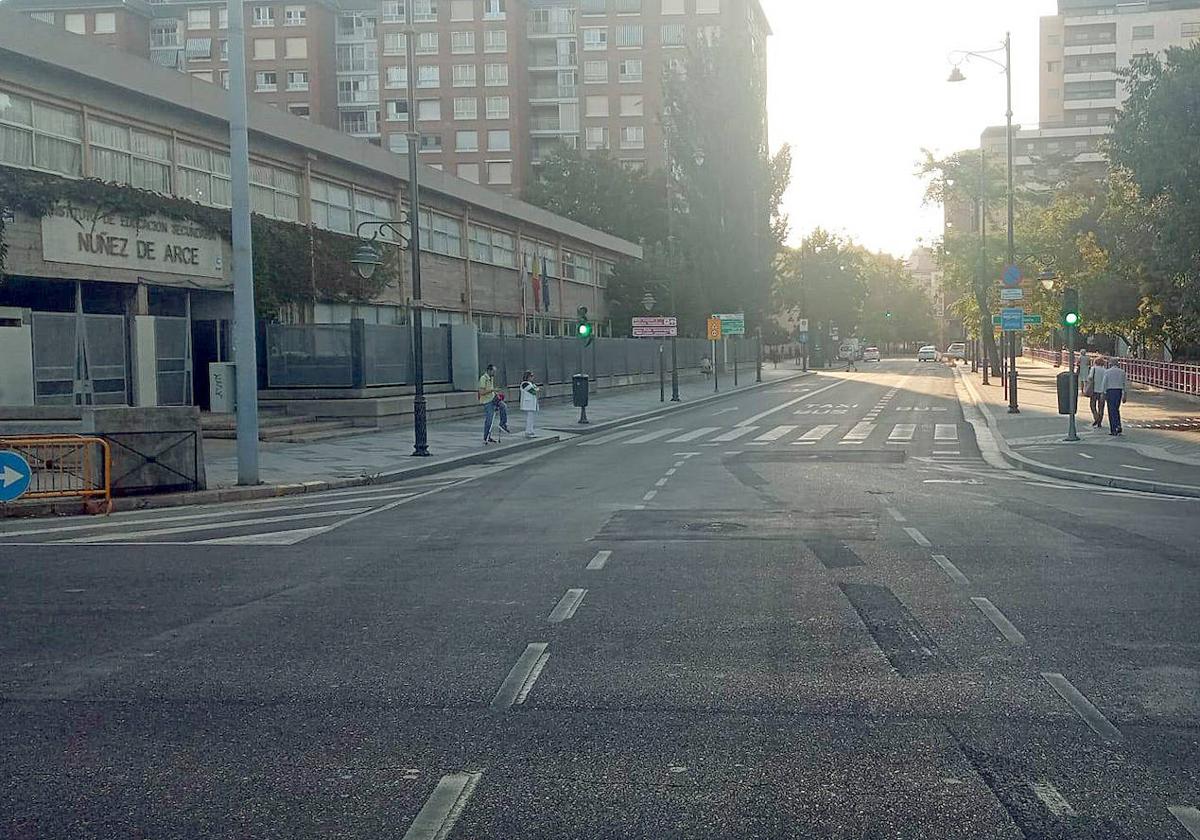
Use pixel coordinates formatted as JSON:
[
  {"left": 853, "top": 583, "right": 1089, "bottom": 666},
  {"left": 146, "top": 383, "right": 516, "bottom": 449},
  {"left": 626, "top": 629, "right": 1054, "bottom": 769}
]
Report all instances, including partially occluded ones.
[{"left": 1066, "top": 324, "right": 1080, "bottom": 441}]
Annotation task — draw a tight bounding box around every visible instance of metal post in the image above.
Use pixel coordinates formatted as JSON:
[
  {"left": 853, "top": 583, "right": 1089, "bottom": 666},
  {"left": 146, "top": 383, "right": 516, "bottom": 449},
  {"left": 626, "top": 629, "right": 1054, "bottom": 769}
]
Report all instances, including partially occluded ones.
[
  {"left": 659, "top": 343, "right": 665, "bottom": 402},
  {"left": 405, "top": 2, "right": 430, "bottom": 455},
  {"left": 670, "top": 335, "right": 680, "bottom": 401},
  {"left": 1005, "top": 32, "right": 1019, "bottom": 414},
  {"left": 712, "top": 339, "right": 719, "bottom": 392},
  {"left": 733, "top": 337, "right": 739, "bottom": 386},
  {"left": 228, "top": 0, "right": 259, "bottom": 485},
  {"left": 1066, "top": 325, "right": 1080, "bottom": 441},
  {"left": 756, "top": 326, "right": 763, "bottom": 383}
]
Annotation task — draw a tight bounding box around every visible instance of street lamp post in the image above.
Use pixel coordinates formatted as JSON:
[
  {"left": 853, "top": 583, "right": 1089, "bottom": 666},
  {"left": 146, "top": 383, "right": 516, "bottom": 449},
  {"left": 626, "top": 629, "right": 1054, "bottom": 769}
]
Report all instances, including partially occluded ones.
[
  {"left": 950, "top": 31, "right": 1018, "bottom": 413},
  {"left": 642, "top": 292, "right": 665, "bottom": 403}
]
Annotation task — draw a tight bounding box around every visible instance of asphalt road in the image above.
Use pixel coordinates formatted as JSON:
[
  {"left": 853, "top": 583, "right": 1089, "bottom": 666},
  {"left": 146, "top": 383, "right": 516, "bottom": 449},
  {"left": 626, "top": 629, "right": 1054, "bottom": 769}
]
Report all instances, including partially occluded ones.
[{"left": 3, "top": 359, "right": 1199, "bottom": 839}]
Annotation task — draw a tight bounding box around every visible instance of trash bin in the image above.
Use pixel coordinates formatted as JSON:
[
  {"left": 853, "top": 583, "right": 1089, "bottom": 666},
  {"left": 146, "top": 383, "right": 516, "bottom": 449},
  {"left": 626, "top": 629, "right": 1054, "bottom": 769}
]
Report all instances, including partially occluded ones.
[
  {"left": 1056, "top": 371, "right": 1077, "bottom": 415},
  {"left": 572, "top": 373, "right": 590, "bottom": 408}
]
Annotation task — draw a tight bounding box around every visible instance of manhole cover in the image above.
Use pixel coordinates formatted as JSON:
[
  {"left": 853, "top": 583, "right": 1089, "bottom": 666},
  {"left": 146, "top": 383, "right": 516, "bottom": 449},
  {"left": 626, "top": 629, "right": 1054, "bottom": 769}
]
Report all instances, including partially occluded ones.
[{"left": 683, "top": 521, "right": 747, "bottom": 533}]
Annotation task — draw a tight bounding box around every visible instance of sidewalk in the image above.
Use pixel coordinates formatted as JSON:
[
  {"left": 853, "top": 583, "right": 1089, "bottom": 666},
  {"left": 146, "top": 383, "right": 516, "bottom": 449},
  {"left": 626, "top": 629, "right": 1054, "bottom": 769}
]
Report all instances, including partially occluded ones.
[{"left": 957, "top": 357, "right": 1200, "bottom": 497}]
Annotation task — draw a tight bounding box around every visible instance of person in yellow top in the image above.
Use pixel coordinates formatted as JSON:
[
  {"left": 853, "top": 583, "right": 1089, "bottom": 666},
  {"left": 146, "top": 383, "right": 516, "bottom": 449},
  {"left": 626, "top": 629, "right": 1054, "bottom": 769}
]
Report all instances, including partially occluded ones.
[{"left": 478, "top": 363, "right": 510, "bottom": 444}]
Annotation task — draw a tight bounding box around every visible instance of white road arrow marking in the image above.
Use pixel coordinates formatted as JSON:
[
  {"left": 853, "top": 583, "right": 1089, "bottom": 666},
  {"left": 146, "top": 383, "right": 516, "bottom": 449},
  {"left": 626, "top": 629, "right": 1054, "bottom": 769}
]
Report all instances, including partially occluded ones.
[{"left": 1, "top": 465, "right": 23, "bottom": 488}]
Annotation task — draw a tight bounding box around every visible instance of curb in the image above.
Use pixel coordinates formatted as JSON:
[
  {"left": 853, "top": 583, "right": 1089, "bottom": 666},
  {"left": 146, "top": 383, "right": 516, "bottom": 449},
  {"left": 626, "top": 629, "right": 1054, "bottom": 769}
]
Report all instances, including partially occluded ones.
[
  {"left": 0, "top": 434, "right": 562, "bottom": 519},
  {"left": 543, "top": 369, "right": 814, "bottom": 436},
  {"left": 956, "top": 368, "right": 1200, "bottom": 499}
]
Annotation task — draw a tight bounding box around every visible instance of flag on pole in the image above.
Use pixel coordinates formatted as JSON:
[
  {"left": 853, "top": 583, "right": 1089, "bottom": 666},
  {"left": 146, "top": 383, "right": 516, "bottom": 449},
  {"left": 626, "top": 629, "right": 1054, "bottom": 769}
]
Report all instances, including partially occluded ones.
[
  {"left": 531, "top": 255, "right": 542, "bottom": 313},
  {"left": 519, "top": 253, "right": 529, "bottom": 324},
  {"left": 541, "top": 256, "right": 551, "bottom": 312}
]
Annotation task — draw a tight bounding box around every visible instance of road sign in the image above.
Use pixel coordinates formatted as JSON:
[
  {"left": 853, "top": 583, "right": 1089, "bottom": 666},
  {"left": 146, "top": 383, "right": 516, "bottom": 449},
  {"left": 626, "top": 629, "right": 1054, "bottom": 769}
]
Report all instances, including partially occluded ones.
[
  {"left": 1001, "top": 307, "right": 1026, "bottom": 331},
  {"left": 632, "top": 316, "right": 678, "bottom": 338},
  {"left": 1002, "top": 263, "right": 1022, "bottom": 288},
  {"left": 707, "top": 317, "right": 723, "bottom": 341},
  {"left": 713, "top": 312, "right": 746, "bottom": 336},
  {"left": 0, "top": 451, "right": 32, "bottom": 503},
  {"left": 1000, "top": 288, "right": 1025, "bottom": 301},
  {"left": 992, "top": 314, "right": 1043, "bottom": 328},
  {"left": 798, "top": 332, "right": 809, "bottom": 344},
  {"left": 796, "top": 318, "right": 809, "bottom": 332}
]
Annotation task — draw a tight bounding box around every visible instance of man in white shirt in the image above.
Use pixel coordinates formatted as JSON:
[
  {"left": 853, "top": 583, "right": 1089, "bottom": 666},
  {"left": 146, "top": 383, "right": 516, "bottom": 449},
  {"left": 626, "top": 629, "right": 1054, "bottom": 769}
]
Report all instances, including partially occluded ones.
[
  {"left": 1103, "top": 360, "right": 1128, "bottom": 436},
  {"left": 1086, "top": 356, "right": 1108, "bottom": 427}
]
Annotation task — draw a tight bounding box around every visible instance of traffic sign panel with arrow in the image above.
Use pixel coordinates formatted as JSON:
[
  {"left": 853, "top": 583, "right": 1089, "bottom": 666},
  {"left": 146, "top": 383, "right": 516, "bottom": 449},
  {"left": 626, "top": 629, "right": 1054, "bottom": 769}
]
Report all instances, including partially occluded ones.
[{"left": 0, "top": 451, "right": 32, "bottom": 503}]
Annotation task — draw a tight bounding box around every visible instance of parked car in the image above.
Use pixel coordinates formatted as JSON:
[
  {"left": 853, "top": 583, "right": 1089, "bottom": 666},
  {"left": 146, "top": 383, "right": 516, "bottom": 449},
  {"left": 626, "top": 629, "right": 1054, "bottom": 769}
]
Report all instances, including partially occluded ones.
[
  {"left": 863, "top": 346, "right": 881, "bottom": 362},
  {"left": 946, "top": 342, "right": 967, "bottom": 361},
  {"left": 838, "top": 343, "right": 862, "bottom": 361},
  {"left": 917, "top": 345, "right": 939, "bottom": 362}
]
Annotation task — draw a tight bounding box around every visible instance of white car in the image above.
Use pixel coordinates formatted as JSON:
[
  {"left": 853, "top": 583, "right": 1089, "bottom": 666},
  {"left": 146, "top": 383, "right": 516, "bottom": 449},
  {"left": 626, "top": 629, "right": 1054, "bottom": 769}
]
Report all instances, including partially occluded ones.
[
  {"left": 863, "top": 346, "right": 881, "bottom": 362},
  {"left": 917, "top": 345, "right": 939, "bottom": 362},
  {"left": 946, "top": 342, "right": 967, "bottom": 361}
]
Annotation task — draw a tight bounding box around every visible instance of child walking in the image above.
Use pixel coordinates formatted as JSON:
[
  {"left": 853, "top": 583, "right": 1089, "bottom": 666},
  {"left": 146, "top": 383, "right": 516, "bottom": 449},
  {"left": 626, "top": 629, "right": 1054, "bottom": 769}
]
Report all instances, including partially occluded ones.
[{"left": 520, "top": 370, "right": 540, "bottom": 438}]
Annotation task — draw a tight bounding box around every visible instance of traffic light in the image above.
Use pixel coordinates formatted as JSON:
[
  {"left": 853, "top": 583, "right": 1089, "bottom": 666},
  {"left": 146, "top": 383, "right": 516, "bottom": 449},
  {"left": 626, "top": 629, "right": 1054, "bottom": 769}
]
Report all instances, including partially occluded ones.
[
  {"left": 1061, "top": 287, "right": 1080, "bottom": 329},
  {"left": 885, "top": 311, "right": 893, "bottom": 319},
  {"left": 576, "top": 306, "right": 594, "bottom": 345}
]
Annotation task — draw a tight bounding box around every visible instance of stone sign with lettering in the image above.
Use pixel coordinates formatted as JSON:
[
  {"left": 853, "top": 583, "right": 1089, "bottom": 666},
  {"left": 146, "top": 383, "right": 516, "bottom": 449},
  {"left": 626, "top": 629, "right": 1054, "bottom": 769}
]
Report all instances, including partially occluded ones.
[{"left": 41, "top": 205, "right": 224, "bottom": 280}]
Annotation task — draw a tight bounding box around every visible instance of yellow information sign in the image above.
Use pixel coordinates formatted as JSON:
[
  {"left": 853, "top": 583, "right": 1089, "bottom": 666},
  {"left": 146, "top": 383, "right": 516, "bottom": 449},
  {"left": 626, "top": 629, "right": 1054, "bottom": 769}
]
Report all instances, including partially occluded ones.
[{"left": 707, "top": 317, "right": 723, "bottom": 341}]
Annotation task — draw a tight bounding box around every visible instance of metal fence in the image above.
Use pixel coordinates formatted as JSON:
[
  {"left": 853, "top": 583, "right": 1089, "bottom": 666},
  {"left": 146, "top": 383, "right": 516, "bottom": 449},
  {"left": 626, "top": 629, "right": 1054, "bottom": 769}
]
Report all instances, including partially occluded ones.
[
  {"left": 477, "top": 335, "right": 749, "bottom": 387},
  {"left": 1027, "top": 348, "right": 1200, "bottom": 396},
  {"left": 31, "top": 312, "right": 128, "bottom": 405},
  {"left": 0, "top": 435, "right": 112, "bottom": 512},
  {"left": 265, "top": 322, "right": 452, "bottom": 389}
]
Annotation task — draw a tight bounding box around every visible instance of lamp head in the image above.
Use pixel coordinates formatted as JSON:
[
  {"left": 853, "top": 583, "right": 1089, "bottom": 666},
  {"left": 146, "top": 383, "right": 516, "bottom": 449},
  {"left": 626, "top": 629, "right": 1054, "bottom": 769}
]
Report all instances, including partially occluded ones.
[
  {"left": 351, "top": 243, "right": 383, "bottom": 281},
  {"left": 948, "top": 66, "right": 967, "bottom": 83}
]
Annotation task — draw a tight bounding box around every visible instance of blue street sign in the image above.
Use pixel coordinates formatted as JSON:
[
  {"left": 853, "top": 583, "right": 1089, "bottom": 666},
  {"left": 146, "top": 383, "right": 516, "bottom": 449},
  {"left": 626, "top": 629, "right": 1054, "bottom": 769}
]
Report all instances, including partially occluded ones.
[
  {"left": 798, "top": 331, "right": 809, "bottom": 344},
  {"left": 1001, "top": 307, "right": 1026, "bottom": 331},
  {"left": 1002, "top": 264, "right": 1022, "bottom": 288},
  {"left": 0, "top": 451, "right": 32, "bottom": 503}
]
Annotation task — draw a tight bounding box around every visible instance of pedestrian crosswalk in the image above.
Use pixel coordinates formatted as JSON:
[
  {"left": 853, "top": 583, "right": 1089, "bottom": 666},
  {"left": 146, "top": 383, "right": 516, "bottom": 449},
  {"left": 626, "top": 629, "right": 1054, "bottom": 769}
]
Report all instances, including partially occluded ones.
[
  {"left": 0, "top": 475, "right": 467, "bottom": 547},
  {"left": 578, "top": 422, "right": 970, "bottom": 450}
]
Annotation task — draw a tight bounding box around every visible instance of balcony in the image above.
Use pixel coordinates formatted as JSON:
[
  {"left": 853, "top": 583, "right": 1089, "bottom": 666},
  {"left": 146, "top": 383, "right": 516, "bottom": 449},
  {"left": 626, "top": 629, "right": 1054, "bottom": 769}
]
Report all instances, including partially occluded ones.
[
  {"left": 530, "top": 115, "right": 579, "bottom": 135},
  {"left": 529, "top": 52, "right": 578, "bottom": 71},
  {"left": 528, "top": 20, "right": 576, "bottom": 38},
  {"left": 341, "top": 116, "right": 381, "bottom": 137},
  {"left": 529, "top": 84, "right": 578, "bottom": 102},
  {"left": 338, "top": 91, "right": 381, "bottom": 106}
]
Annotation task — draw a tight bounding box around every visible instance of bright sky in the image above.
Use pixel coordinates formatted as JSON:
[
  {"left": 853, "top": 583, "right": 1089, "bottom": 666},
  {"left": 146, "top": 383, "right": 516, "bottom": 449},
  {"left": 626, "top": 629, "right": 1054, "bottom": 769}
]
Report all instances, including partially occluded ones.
[{"left": 761, "top": 0, "right": 1055, "bottom": 258}]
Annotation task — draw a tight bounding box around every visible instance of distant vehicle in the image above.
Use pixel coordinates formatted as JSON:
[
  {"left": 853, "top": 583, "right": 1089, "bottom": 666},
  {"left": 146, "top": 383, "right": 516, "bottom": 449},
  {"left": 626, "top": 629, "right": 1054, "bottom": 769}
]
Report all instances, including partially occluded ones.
[
  {"left": 946, "top": 342, "right": 967, "bottom": 361},
  {"left": 838, "top": 341, "right": 863, "bottom": 361},
  {"left": 917, "top": 345, "right": 939, "bottom": 362},
  {"left": 863, "top": 346, "right": 881, "bottom": 362}
]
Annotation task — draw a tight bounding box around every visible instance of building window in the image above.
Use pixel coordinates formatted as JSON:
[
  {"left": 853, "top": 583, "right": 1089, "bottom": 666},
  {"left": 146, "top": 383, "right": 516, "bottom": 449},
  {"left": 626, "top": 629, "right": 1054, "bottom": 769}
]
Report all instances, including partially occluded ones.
[
  {"left": 1183, "top": 22, "right": 1200, "bottom": 38},
  {"left": 619, "top": 58, "right": 642, "bottom": 82},
  {"left": 615, "top": 23, "right": 643, "bottom": 47},
  {"left": 450, "top": 0, "right": 473, "bottom": 20},
  {"left": 285, "top": 5, "right": 306, "bottom": 25},
  {"left": 287, "top": 70, "right": 309, "bottom": 90},
  {"left": 419, "top": 209, "right": 464, "bottom": 256},
  {"left": 582, "top": 0, "right": 606, "bottom": 12},
  {"left": 253, "top": 6, "right": 275, "bottom": 26},
  {"left": 469, "top": 225, "right": 516, "bottom": 266},
  {"left": 354, "top": 191, "right": 396, "bottom": 236},
  {"left": 414, "top": 0, "right": 438, "bottom": 23},
  {"left": 288, "top": 103, "right": 310, "bottom": 118},
  {"left": 418, "top": 65, "right": 440, "bottom": 87},
  {"left": 620, "top": 125, "right": 644, "bottom": 149},
  {"left": 661, "top": 0, "right": 684, "bottom": 13},
  {"left": 310, "top": 178, "right": 352, "bottom": 232},
  {"left": 1131, "top": 25, "right": 1154, "bottom": 40},
  {"left": 250, "top": 162, "right": 300, "bottom": 221},
  {"left": 453, "top": 64, "right": 478, "bottom": 86},
  {"left": 583, "top": 27, "right": 608, "bottom": 50},
  {"left": 454, "top": 96, "right": 478, "bottom": 119},
  {"left": 386, "top": 66, "right": 409, "bottom": 87},
  {"left": 619, "top": 94, "right": 643, "bottom": 116},
  {"left": 384, "top": 33, "right": 407, "bottom": 55},
  {"left": 339, "top": 76, "right": 379, "bottom": 105},
  {"left": 255, "top": 70, "right": 278, "bottom": 90},
  {"left": 94, "top": 12, "right": 117, "bottom": 33},
  {"left": 188, "top": 9, "right": 211, "bottom": 29},
  {"left": 698, "top": 25, "right": 719, "bottom": 46},
  {"left": 563, "top": 251, "right": 592, "bottom": 284},
  {"left": 696, "top": 0, "right": 719, "bottom": 12},
  {"left": 487, "top": 160, "right": 512, "bottom": 185},
  {"left": 451, "top": 31, "right": 476, "bottom": 53},
  {"left": 386, "top": 99, "right": 410, "bottom": 121},
  {"left": 87, "top": 119, "right": 171, "bottom": 193},
  {"left": 186, "top": 37, "right": 213, "bottom": 61},
  {"left": 388, "top": 133, "right": 409, "bottom": 153},
  {"left": 584, "top": 59, "right": 608, "bottom": 83},
  {"left": 253, "top": 38, "right": 276, "bottom": 59},
  {"left": 219, "top": 8, "right": 229, "bottom": 28},
  {"left": 585, "top": 95, "right": 609, "bottom": 116},
  {"left": 417, "top": 98, "right": 442, "bottom": 120},
  {"left": 484, "top": 63, "right": 509, "bottom": 86},
  {"left": 585, "top": 126, "right": 609, "bottom": 150},
  {"left": 177, "top": 142, "right": 231, "bottom": 207},
  {"left": 285, "top": 37, "right": 307, "bottom": 58},
  {"left": 615, "top": 0, "right": 640, "bottom": 11},
  {"left": 151, "top": 21, "right": 180, "bottom": 48},
  {"left": 483, "top": 0, "right": 505, "bottom": 19},
  {"left": 420, "top": 133, "right": 443, "bottom": 152},
  {"left": 28, "top": 11, "right": 54, "bottom": 24},
  {"left": 64, "top": 13, "right": 86, "bottom": 33},
  {"left": 456, "top": 130, "right": 479, "bottom": 151},
  {"left": 487, "top": 129, "right": 511, "bottom": 150},
  {"left": 417, "top": 31, "right": 439, "bottom": 53},
  {"left": 661, "top": 23, "right": 686, "bottom": 46},
  {"left": 382, "top": 1, "right": 405, "bottom": 23},
  {"left": 458, "top": 163, "right": 480, "bottom": 182},
  {"left": 486, "top": 95, "right": 510, "bottom": 118},
  {"left": 484, "top": 29, "right": 507, "bottom": 52}
]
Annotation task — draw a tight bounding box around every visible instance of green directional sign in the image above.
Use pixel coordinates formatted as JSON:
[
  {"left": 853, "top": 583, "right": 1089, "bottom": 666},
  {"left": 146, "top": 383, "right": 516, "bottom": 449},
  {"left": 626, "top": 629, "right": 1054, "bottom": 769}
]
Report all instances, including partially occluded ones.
[
  {"left": 991, "top": 314, "right": 1043, "bottom": 327},
  {"left": 713, "top": 312, "right": 746, "bottom": 336}
]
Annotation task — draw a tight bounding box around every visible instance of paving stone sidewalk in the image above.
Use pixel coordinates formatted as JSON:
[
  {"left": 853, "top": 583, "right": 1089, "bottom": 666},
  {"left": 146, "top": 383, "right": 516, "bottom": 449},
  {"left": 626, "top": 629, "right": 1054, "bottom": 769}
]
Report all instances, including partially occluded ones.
[
  {"left": 204, "top": 365, "right": 807, "bottom": 489},
  {"left": 960, "top": 357, "right": 1200, "bottom": 494}
]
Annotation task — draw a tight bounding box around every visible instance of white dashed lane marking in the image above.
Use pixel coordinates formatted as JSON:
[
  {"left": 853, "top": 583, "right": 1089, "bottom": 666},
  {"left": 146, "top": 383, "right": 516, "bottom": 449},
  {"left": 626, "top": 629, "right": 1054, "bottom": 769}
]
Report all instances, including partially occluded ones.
[
  {"left": 547, "top": 588, "right": 587, "bottom": 623},
  {"left": 1169, "top": 806, "right": 1200, "bottom": 838},
  {"left": 491, "top": 643, "right": 550, "bottom": 710},
  {"left": 402, "top": 772, "right": 483, "bottom": 840},
  {"left": 1042, "top": 672, "right": 1122, "bottom": 742},
  {"left": 971, "top": 597, "right": 1027, "bottom": 645},
  {"left": 931, "top": 554, "right": 969, "bottom": 585},
  {"left": 587, "top": 550, "right": 612, "bottom": 570},
  {"left": 1029, "top": 781, "right": 1077, "bottom": 818}
]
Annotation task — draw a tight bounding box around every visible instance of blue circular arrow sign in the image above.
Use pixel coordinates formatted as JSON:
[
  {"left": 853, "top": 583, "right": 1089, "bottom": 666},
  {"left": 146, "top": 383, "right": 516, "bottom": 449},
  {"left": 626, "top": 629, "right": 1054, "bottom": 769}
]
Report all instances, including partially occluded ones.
[
  {"left": 1002, "top": 263, "right": 1022, "bottom": 287},
  {"left": 0, "top": 451, "right": 33, "bottom": 503}
]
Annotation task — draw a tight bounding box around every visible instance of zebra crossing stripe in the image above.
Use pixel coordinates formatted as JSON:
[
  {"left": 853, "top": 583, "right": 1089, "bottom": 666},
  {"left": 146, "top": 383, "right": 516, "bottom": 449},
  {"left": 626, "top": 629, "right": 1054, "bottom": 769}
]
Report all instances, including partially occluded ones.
[
  {"left": 666, "top": 427, "right": 721, "bottom": 443},
  {"left": 710, "top": 426, "right": 760, "bottom": 442},
  {"left": 839, "top": 422, "right": 875, "bottom": 444},
  {"left": 792, "top": 424, "right": 837, "bottom": 445},
  {"left": 935, "top": 424, "right": 959, "bottom": 442},
  {"left": 622, "top": 428, "right": 683, "bottom": 445},
  {"left": 754, "top": 425, "right": 798, "bottom": 442},
  {"left": 578, "top": 430, "right": 642, "bottom": 447},
  {"left": 888, "top": 424, "right": 916, "bottom": 443}
]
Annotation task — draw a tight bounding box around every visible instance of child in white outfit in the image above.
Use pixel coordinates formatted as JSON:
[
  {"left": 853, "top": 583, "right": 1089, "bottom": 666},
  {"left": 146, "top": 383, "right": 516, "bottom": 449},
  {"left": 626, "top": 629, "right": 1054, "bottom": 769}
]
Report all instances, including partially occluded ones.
[{"left": 520, "top": 370, "right": 540, "bottom": 438}]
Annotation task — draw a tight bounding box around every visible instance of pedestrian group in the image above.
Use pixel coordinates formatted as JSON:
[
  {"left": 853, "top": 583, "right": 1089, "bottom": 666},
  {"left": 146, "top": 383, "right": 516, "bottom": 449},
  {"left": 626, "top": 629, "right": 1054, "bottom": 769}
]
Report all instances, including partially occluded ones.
[
  {"left": 1079, "top": 351, "right": 1127, "bottom": 435},
  {"left": 478, "top": 364, "right": 540, "bottom": 444}
]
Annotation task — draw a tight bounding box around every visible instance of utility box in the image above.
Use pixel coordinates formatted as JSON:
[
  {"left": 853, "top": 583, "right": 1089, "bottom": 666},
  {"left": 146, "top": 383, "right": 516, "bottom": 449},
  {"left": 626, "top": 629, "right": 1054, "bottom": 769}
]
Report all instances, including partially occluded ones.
[
  {"left": 1056, "top": 371, "right": 1077, "bottom": 415},
  {"left": 572, "top": 373, "right": 590, "bottom": 408},
  {"left": 209, "top": 362, "right": 237, "bottom": 413}
]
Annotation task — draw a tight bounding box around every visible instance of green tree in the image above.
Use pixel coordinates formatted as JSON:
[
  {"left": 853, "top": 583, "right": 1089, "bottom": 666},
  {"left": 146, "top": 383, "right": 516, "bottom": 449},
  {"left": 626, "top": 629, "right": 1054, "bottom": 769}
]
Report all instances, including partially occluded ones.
[
  {"left": 857, "top": 252, "right": 936, "bottom": 351},
  {"left": 775, "top": 229, "right": 867, "bottom": 356}
]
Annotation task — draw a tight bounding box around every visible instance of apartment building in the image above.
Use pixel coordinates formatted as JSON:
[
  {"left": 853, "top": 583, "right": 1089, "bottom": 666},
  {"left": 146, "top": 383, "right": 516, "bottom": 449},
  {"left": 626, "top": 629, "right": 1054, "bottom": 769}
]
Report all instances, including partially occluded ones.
[{"left": 9, "top": 0, "right": 770, "bottom": 198}]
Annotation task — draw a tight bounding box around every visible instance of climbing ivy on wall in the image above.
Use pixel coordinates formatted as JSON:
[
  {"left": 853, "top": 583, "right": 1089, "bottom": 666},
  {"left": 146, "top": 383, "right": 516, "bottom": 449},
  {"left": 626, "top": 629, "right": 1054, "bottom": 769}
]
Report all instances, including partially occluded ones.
[{"left": 0, "top": 165, "right": 400, "bottom": 317}]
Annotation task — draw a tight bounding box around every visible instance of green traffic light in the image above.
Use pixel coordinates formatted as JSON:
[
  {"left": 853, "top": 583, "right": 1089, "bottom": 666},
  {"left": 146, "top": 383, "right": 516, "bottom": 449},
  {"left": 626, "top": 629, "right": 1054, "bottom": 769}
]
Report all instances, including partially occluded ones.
[
  {"left": 1064, "top": 312, "right": 1079, "bottom": 326},
  {"left": 578, "top": 323, "right": 592, "bottom": 338}
]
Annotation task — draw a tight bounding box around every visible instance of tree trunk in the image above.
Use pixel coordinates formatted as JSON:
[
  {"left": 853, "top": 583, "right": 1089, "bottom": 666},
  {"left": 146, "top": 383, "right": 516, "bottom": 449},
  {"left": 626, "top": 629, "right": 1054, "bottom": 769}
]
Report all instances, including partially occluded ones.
[{"left": 974, "top": 284, "right": 1003, "bottom": 373}]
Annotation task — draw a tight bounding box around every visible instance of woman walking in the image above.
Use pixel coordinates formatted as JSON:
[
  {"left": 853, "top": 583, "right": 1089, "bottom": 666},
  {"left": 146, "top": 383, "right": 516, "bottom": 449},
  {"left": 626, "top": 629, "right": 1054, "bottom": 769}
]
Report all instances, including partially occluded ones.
[{"left": 520, "top": 370, "right": 540, "bottom": 438}]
